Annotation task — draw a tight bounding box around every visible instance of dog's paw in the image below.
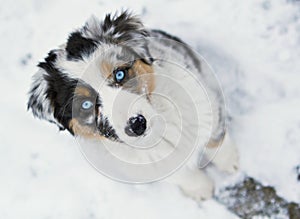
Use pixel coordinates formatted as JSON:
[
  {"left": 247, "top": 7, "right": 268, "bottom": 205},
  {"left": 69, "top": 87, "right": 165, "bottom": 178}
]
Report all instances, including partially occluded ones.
[
  {"left": 180, "top": 182, "right": 214, "bottom": 202},
  {"left": 214, "top": 149, "right": 239, "bottom": 174},
  {"left": 212, "top": 135, "right": 239, "bottom": 174},
  {"left": 177, "top": 170, "right": 214, "bottom": 202},
  {"left": 205, "top": 133, "right": 240, "bottom": 174}
]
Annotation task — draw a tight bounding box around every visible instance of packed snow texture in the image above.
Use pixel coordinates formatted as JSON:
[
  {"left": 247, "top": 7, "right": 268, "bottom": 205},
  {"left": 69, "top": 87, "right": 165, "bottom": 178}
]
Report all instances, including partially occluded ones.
[{"left": 0, "top": 0, "right": 299, "bottom": 218}]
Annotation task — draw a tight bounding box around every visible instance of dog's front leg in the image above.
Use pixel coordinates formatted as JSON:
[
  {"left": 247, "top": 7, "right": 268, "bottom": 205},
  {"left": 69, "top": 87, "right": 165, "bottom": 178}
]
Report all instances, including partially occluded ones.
[
  {"left": 205, "top": 132, "right": 239, "bottom": 174},
  {"left": 164, "top": 166, "right": 214, "bottom": 202}
]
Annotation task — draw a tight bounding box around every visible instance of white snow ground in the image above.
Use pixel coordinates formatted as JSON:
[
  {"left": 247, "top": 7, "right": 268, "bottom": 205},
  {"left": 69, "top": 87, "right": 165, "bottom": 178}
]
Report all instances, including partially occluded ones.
[{"left": 0, "top": 0, "right": 299, "bottom": 218}]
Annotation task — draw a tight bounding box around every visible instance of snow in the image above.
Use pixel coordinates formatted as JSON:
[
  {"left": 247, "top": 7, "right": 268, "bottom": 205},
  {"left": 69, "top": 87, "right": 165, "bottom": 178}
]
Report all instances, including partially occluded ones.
[{"left": 0, "top": 0, "right": 299, "bottom": 218}]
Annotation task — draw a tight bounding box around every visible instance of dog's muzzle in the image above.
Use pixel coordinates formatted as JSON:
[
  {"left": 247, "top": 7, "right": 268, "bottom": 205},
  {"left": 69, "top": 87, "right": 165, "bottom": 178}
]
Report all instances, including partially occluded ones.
[{"left": 125, "top": 114, "right": 147, "bottom": 137}]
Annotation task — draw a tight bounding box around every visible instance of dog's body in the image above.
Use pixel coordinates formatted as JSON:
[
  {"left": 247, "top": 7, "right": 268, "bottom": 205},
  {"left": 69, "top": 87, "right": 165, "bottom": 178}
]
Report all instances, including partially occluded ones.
[{"left": 28, "top": 11, "right": 238, "bottom": 201}]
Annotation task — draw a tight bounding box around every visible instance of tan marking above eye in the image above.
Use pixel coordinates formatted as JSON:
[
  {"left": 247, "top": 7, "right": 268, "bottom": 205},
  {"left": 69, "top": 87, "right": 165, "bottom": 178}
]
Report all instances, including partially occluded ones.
[
  {"left": 100, "top": 61, "right": 114, "bottom": 78},
  {"left": 100, "top": 59, "right": 155, "bottom": 95},
  {"left": 74, "top": 86, "right": 91, "bottom": 97},
  {"left": 100, "top": 60, "right": 132, "bottom": 81},
  {"left": 69, "top": 118, "right": 104, "bottom": 140}
]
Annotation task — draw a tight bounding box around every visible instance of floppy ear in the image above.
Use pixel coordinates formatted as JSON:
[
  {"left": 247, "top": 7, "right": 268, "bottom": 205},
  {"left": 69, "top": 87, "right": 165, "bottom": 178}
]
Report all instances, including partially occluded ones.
[{"left": 27, "top": 68, "right": 62, "bottom": 128}]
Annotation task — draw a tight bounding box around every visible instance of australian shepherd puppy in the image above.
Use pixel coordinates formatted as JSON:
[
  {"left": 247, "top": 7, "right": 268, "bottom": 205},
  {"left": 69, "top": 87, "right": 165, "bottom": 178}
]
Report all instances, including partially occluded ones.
[{"left": 28, "top": 11, "right": 239, "bottom": 201}]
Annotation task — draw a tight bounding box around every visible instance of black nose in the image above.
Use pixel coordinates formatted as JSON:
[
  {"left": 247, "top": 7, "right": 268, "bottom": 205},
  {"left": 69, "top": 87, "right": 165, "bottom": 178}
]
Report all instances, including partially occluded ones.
[{"left": 125, "top": 114, "right": 147, "bottom": 136}]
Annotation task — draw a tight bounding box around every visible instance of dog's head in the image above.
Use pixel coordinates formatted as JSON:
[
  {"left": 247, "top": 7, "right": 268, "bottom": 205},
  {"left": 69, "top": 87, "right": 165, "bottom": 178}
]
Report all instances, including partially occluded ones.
[{"left": 28, "top": 11, "right": 160, "bottom": 143}]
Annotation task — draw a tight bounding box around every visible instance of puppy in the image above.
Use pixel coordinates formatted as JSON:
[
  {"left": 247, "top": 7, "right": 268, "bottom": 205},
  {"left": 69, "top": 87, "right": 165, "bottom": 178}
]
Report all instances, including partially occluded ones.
[{"left": 28, "top": 11, "right": 239, "bottom": 201}]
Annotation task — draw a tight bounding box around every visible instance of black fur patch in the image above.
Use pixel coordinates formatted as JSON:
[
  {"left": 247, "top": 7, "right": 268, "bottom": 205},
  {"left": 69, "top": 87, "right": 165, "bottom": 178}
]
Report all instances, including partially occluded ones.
[
  {"left": 101, "top": 11, "right": 149, "bottom": 42},
  {"left": 33, "top": 51, "right": 117, "bottom": 138},
  {"left": 98, "top": 115, "right": 119, "bottom": 140},
  {"left": 27, "top": 84, "right": 43, "bottom": 114},
  {"left": 66, "top": 31, "right": 98, "bottom": 60},
  {"left": 27, "top": 50, "right": 59, "bottom": 119},
  {"left": 38, "top": 56, "right": 79, "bottom": 133}
]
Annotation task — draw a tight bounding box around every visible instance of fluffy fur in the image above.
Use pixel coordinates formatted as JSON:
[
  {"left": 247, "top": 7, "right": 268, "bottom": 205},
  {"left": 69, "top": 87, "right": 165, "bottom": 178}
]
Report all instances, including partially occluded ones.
[{"left": 28, "top": 11, "right": 239, "bottom": 201}]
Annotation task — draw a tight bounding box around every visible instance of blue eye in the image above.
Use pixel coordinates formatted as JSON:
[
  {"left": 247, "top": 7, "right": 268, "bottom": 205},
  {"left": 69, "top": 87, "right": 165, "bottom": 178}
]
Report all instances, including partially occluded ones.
[
  {"left": 81, "top": 100, "right": 93, "bottom": 110},
  {"left": 115, "top": 70, "right": 125, "bottom": 82}
]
